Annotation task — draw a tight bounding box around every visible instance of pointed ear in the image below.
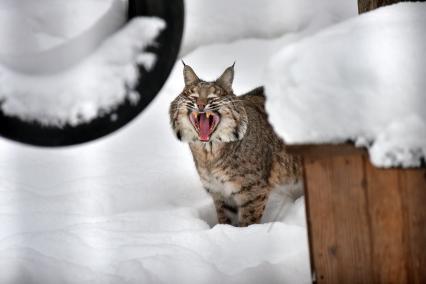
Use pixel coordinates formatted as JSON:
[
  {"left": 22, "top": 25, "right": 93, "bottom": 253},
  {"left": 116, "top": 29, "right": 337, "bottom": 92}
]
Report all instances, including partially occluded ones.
[
  {"left": 216, "top": 63, "right": 235, "bottom": 92},
  {"left": 182, "top": 61, "right": 200, "bottom": 86}
]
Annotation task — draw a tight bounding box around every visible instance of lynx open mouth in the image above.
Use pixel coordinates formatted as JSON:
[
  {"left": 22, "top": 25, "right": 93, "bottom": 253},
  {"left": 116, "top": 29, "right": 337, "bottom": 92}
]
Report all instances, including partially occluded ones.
[{"left": 189, "top": 111, "right": 220, "bottom": 142}]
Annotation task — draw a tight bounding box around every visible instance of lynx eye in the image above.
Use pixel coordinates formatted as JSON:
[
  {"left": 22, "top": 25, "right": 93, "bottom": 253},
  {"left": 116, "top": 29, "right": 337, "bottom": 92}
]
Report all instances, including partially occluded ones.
[
  {"left": 189, "top": 93, "right": 199, "bottom": 99},
  {"left": 207, "top": 93, "right": 218, "bottom": 99}
]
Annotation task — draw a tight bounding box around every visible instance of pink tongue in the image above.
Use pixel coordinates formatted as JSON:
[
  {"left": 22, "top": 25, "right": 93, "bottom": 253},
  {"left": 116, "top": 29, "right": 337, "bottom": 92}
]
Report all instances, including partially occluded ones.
[{"left": 199, "top": 113, "right": 210, "bottom": 141}]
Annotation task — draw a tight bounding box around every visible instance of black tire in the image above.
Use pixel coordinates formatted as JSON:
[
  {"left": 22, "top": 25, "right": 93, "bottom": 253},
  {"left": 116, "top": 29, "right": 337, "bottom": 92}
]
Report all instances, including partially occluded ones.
[{"left": 0, "top": 0, "right": 184, "bottom": 147}]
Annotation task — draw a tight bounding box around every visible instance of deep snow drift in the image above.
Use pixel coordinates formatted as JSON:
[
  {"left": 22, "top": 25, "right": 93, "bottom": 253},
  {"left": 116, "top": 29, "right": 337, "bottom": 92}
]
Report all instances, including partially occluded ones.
[
  {"left": 265, "top": 3, "right": 426, "bottom": 168},
  {"left": 0, "top": 0, "right": 361, "bottom": 283}
]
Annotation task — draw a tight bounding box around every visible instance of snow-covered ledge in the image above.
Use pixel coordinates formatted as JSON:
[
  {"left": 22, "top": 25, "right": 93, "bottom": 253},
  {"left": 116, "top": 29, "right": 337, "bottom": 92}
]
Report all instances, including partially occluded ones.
[
  {"left": 264, "top": 2, "right": 426, "bottom": 168},
  {"left": 0, "top": 18, "right": 165, "bottom": 126}
]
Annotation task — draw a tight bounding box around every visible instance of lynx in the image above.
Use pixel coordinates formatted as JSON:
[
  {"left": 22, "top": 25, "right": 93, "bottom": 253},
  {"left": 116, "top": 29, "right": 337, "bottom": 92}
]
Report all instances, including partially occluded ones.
[{"left": 169, "top": 63, "right": 302, "bottom": 226}]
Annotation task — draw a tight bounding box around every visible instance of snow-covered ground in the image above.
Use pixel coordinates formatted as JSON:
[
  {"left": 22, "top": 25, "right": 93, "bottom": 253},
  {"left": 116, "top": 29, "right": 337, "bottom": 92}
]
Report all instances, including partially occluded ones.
[
  {"left": 0, "top": 48, "right": 311, "bottom": 284},
  {"left": 265, "top": 2, "right": 426, "bottom": 168},
  {"left": 0, "top": 0, "right": 360, "bottom": 283}
]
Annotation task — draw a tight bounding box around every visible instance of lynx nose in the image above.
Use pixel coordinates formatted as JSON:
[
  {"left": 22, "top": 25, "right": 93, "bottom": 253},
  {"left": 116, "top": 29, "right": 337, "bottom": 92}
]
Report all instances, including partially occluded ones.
[{"left": 197, "top": 101, "right": 206, "bottom": 111}]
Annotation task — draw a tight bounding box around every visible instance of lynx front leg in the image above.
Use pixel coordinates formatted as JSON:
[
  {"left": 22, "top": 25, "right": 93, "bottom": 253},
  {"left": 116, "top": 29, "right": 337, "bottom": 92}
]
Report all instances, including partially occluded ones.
[
  {"left": 235, "top": 192, "right": 269, "bottom": 227},
  {"left": 210, "top": 193, "right": 232, "bottom": 225}
]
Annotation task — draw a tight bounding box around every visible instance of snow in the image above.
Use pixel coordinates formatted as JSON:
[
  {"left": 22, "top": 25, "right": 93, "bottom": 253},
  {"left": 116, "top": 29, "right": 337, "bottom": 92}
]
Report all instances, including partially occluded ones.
[
  {"left": 181, "top": 0, "right": 357, "bottom": 55},
  {"left": 0, "top": 61, "right": 311, "bottom": 281},
  {"left": 0, "top": 0, "right": 125, "bottom": 55},
  {"left": 0, "top": 17, "right": 165, "bottom": 126},
  {"left": 369, "top": 115, "right": 426, "bottom": 168},
  {"left": 0, "top": 0, "right": 363, "bottom": 283},
  {"left": 0, "top": 0, "right": 358, "bottom": 126},
  {"left": 0, "top": 213, "right": 308, "bottom": 284},
  {"left": 0, "top": 36, "right": 314, "bottom": 280},
  {"left": 0, "top": 35, "right": 313, "bottom": 284},
  {"left": 0, "top": 0, "right": 127, "bottom": 74},
  {"left": 265, "top": 2, "right": 426, "bottom": 168}
]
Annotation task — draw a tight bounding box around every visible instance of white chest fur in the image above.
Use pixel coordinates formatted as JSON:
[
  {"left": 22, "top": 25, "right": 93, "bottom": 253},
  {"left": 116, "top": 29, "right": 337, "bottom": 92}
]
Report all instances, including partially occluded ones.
[{"left": 198, "top": 169, "right": 239, "bottom": 198}]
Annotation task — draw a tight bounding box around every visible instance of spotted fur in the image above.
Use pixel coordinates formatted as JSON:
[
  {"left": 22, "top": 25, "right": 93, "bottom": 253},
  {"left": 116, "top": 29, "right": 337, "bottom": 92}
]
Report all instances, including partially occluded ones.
[{"left": 169, "top": 63, "right": 302, "bottom": 226}]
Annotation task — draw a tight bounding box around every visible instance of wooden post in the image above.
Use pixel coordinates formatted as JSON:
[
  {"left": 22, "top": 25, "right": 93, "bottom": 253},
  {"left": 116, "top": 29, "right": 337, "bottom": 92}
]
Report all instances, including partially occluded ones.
[{"left": 288, "top": 144, "right": 426, "bottom": 283}]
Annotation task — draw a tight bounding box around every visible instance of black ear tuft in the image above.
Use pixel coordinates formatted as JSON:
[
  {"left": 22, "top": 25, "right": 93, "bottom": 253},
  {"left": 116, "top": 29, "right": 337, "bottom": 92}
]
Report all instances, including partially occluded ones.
[
  {"left": 176, "top": 130, "right": 182, "bottom": 141},
  {"left": 216, "top": 63, "right": 235, "bottom": 93}
]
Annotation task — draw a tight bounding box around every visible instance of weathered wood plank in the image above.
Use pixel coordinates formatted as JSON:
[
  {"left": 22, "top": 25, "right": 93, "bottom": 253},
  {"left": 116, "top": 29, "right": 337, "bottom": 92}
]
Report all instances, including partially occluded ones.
[
  {"left": 399, "top": 169, "right": 426, "bottom": 283},
  {"left": 303, "top": 156, "right": 339, "bottom": 283},
  {"left": 300, "top": 144, "right": 426, "bottom": 283},
  {"left": 366, "top": 162, "right": 408, "bottom": 283},
  {"left": 304, "top": 154, "right": 373, "bottom": 283},
  {"left": 330, "top": 155, "right": 372, "bottom": 283}
]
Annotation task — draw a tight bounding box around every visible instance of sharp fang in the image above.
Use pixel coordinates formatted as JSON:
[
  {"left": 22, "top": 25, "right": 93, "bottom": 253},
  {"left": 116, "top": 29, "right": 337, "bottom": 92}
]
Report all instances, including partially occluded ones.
[
  {"left": 192, "top": 112, "right": 198, "bottom": 120},
  {"left": 206, "top": 112, "right": 211, "bottom": 118}
]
